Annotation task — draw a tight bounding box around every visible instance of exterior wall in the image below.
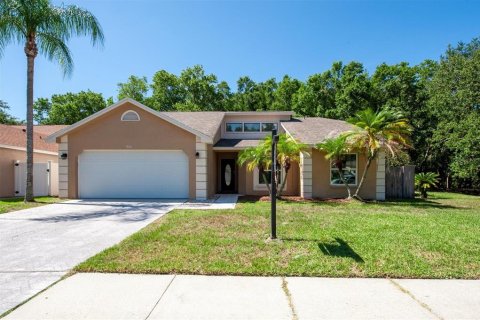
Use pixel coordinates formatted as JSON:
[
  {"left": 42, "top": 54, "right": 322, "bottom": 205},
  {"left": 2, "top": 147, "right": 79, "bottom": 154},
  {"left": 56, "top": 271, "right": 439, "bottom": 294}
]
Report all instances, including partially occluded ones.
[
  {"left": 311, "top": 149, "right": 377, "bottom": 200},
  {"left": 238, "top": 161, "right": 300, "bottom": 196},
  {"left": 221, "top": 114, "right": 291, "bottom": 140},
  {"left": 376, "top": 151, "right": 386, "bottom": 200},
  {"left": 300, "top": 150, "right": 313, "bottom": 198},
  {"left": 65, "top": 102, "right": 197, "bottom": 199},
  {"left": 58, "top": 136, "right": 68, "bottom": 198},
  {"left": 0, "top": 147, "right": 58, "bottom": 198},
  {"left": 207, "top": 144, "right": 217, "bottom": 198},
  {"left": 195, "top": 138, "right": 208, "bottom": 200}
]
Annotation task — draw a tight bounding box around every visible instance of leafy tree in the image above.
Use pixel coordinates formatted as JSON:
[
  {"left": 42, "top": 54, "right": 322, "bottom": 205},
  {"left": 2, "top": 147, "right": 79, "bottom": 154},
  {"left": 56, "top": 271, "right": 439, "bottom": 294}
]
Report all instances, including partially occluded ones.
[
  {"left": 292, "top": 61, "right": 372, "bottom": 118},
  {"left": 149, "top": 70, "right": 185, "bottom": 111},
  {"left": 179, "top": 65, "right": 223, "bottom": 111},
  {"left": 234, "top": 76, "right": 261, "bottom": 111},
  {"left": 0, "top": 0, "right": 104, "bottom": 201},
  {"left": 347, "top": 108, "right": 412, "bottom": 200},
  {"left": 428, "top": 38, "right": 480, "bottom": 188},
  {"left": 372, "top": 61, "right": 437, "bottom": 172},
  {"left": 272, "top": 75, "right": 302, "bottom": 111},
  {"left": 0, "top": 100, "right": 20, "bottom": 124},
  {"left": 34, "top": 91, "right": 107, "bottom": 125},
  {"left": 316, "top": 135, "right": 353, "bottom": 199},
  {"left": 117, "top": 75, "right": 149, "bottom": 103},
  {"left": 415, "top": 172, "right": 439, "bottom": 199}
]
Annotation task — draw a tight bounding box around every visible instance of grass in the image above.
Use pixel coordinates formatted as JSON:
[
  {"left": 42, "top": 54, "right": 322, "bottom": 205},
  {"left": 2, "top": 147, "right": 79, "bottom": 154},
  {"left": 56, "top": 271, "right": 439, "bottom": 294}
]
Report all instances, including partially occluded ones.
[
  {"left": 76, "top": 192, "right": 480, "bottom": 279},
  {"left": 0, "top": 196, "right": 61, "bottom": 214}
]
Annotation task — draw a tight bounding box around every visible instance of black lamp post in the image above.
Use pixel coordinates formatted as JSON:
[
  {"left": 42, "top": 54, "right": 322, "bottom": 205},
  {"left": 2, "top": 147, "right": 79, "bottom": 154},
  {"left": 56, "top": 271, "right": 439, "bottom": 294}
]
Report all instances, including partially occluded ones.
[{"left": 270, "top": 128, "right": 279, "bottom": 239}]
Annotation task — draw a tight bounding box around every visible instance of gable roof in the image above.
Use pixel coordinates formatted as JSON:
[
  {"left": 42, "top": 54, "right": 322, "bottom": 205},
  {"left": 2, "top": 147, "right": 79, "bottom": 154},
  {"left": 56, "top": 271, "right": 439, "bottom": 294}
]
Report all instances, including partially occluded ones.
[
  {"left": 0, "top": 124, "right": 62, "bottom": 153},
  {"left": 281, "top": 118, "right": 354, "bottom": 145},
  {"left": 45, "top": 98, "right": 215, "bottom": 143}
]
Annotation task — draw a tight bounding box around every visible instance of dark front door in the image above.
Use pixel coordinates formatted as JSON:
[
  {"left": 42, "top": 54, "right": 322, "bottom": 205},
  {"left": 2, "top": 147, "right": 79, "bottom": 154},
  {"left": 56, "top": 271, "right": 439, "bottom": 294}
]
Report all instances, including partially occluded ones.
[{"left": 220, "top": 159, "right": 236, "bottom": 193}]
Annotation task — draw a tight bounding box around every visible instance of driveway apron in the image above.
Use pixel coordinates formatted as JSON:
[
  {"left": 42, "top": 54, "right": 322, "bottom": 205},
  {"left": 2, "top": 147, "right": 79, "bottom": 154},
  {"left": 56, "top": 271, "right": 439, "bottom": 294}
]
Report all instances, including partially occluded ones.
[{"left": 0, "top": 200, "right": 182, "bottom": 314}]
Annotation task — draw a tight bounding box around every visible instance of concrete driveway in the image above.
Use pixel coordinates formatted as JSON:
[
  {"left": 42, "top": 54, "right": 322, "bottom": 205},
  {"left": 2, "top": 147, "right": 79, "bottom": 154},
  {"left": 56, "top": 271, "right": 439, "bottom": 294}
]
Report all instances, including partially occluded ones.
[{"left": 0, "top": 200, "right": 183, "bottom": 314}]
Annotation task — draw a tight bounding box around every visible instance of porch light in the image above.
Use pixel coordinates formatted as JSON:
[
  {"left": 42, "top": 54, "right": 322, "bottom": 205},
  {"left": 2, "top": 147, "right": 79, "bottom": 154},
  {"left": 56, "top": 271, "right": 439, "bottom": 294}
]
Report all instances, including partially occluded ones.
[
  {"left": 195, "top": 152, "right": 200, "bottom": 158},
  {"left": 60, "top": 153, "right": 68, "bottom": 160}
]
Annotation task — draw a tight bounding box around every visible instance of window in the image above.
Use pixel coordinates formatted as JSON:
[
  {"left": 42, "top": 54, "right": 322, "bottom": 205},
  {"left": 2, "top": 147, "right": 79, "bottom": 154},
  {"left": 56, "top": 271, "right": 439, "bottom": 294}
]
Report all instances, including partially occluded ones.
[
  {"left": 330, "top": 154, "right": 357, "bottom": 186},
  {"left": 121, "top": 110, "right": 140, "bottom": 121},
  {"left": 254, "top": 167, "right": 286, "bottom": 191},
  {"left": 244, "top": 123, "right": 261, "bottom": 132},
  {"left": 226, "top": 123, "right": 243, "bottom": 132},
  {"left": 261, "top": 123, "right": 277, "bottom": 132}
]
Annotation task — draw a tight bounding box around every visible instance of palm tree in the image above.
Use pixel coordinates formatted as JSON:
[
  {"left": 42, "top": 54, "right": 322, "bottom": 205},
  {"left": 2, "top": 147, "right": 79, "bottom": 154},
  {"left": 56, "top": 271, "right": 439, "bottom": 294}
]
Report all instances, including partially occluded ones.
[
  {"left": 238, "top": 133, "right": 308, "bottom": 197},
  {"left": 238, "top": 144, "right": 272, "bottom": 194},
  {"left": 0, "top": 0, "right": 104, "bottom": 202},
  {"left": 316, "top": 135, "right": 353, "bottom": 199},
  {"left": 347, "top": 108, "right": 412, "bottom": 200}
]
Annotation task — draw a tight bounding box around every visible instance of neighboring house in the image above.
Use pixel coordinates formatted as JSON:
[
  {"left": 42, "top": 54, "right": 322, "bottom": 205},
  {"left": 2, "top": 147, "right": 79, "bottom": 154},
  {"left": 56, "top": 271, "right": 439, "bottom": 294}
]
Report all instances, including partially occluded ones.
[
  {"left": 0, "top": 124, "right": 67, "bottom": 198},
  {"left": 46, "top": 99, "right": 385, "bottom": 200}
]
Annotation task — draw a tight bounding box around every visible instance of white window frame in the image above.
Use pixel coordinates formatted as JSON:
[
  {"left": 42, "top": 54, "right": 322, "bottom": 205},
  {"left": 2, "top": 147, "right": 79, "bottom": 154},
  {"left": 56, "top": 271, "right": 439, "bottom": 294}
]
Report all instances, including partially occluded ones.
[
  {"left": 253, "top": 167, "right": 287, "bottom": 191},
  {"left": 121, "top": 110, "right": 140, "bottom": 121},
  {"left": 329, "top": 153, "right": 358, "bottom": 187}
]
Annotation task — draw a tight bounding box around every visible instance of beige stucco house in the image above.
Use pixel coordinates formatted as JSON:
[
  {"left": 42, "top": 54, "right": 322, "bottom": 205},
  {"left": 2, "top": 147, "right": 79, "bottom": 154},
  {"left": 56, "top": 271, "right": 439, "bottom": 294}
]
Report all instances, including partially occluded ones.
[
  {"left": 46, "top": 98, "right": 386, "bottom": 201},
  {"left": 0, "top": 124, "right": 66, "bottom": 198}
]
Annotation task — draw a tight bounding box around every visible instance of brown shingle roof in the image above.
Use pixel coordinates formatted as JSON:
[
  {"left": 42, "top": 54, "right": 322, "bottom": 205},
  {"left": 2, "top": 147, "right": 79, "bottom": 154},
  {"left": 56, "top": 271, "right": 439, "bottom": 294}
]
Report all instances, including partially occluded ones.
[
  {"left": 162, "top": 112, "right": 225, "bottom": 139},
  {"left": 12, "top": 125, "right": 68, "bottom": 137},
  {"left": 0, "top": 124, "right": 62, "bottom": 152},
  {"left": 281, "top": 118, "right": 354, "bottom": 145},
  {"left": 213, "top": 139, "right": 262, "bottom": 149}
]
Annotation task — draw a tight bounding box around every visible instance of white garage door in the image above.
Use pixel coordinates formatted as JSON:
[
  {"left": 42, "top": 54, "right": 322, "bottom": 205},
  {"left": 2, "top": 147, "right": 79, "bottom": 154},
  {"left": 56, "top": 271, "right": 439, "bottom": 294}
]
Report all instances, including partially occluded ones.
[{"left": 78, "top": 150, "right": 189, "bottom": 199}]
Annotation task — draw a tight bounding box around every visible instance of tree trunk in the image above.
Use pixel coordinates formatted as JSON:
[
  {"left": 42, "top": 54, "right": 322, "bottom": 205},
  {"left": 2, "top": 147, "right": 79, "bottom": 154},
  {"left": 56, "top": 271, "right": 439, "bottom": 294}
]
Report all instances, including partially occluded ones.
[
  {"left": 353, "top": 155, "right": 374, "bottom": 201},
  {"left": 337, "top": 169, "right": 352, "bottom": 199},
  {"left": 24, "top": 38, "right": 37, "bottom": 202},
  {"left": 261, "top": 172, "right": 272, "bottom": 195},
  {"left": 277, "top": 167, "right": 289, "bottom": 197}
]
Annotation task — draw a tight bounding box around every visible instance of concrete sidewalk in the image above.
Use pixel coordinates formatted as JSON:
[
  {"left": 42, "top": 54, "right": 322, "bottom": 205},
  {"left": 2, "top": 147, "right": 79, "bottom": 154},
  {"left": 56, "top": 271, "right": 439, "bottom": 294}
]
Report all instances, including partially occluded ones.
[{"left": 4, "top": 273, "right": 480, "bottom": 320}]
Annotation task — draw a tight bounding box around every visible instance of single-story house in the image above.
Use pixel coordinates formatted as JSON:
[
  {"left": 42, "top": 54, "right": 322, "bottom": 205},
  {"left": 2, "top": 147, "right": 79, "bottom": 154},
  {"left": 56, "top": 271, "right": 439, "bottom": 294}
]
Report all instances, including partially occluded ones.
[
  {"left": 46, "top": 98, "right": 385, "bottom": 200},
  {"left": 0, "top": 124, "right": 67, "bottom": 197}
]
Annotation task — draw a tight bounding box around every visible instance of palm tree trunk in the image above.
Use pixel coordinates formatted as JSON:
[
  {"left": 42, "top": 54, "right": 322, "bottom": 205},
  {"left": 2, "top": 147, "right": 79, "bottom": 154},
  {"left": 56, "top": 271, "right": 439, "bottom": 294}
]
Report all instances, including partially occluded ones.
[
  {"left": 24, "top": 40, "right": 37, "bottom": 202},
  {"left": 278, "top": 168, "right": 289, "bottom": 197},
  {"left": 353, "top": 155, "right": 374, "bottom": 201},
  {"left": 338, "top": 169, "right": 352, "bottom": 199},
  {"left": 261, "top": 172, "right": 272, "bottom": 195}
]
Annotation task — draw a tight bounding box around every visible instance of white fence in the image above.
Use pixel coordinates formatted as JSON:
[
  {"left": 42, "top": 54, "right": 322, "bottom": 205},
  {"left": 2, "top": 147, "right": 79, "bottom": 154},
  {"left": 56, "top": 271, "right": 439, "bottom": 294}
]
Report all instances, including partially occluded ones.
[{"left": 14, "top": 161, "right": 59, "bottom": 197}]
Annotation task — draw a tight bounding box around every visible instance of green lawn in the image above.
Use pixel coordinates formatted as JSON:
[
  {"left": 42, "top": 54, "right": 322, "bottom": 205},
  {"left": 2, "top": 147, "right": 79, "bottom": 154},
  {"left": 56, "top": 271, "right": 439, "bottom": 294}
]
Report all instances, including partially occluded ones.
[
  {"left": 76, "top": 192, "right": 480, "bottom": 279},
  {"left": 0, "top": 197, "right": 62, "bottom": 214}
]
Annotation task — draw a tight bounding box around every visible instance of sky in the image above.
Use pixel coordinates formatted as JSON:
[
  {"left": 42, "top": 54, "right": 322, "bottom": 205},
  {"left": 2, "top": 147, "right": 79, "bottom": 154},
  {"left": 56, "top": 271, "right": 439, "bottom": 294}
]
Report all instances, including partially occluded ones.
[{"left": 0, "top": 0, "right": 478, "bottom": 120}]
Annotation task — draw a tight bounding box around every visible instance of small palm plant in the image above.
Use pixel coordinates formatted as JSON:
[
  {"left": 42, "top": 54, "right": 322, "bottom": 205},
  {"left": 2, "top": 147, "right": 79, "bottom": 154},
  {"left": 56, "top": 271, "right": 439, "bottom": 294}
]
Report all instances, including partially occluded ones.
[
  {"left": 415, "top": 172, "right": 439, "bottom": 199},
  {"left": 316, "top": 135, "right": 353, "bottom": 199}
]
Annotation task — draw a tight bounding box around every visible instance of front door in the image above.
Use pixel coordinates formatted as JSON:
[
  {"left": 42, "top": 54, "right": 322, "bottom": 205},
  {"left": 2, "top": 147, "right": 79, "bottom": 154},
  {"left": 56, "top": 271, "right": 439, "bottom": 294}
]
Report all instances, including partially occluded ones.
[{"left": 220, "top": 159, "right": 236, "bottom": 193}]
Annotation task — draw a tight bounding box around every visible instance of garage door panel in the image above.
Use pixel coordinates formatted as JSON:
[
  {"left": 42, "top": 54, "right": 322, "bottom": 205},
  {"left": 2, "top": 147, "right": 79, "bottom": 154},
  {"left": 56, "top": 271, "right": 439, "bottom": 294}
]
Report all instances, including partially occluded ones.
[{"left": 78, "top": 151, "right": 189, "bottom": 199}]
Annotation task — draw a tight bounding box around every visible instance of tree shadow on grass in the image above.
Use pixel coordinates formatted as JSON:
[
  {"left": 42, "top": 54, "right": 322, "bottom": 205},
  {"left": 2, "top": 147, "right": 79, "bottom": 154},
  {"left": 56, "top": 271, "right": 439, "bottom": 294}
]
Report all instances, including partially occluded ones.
[
  {"left": 379, "top": 198, "right": 462, "bottom": 210},
  {"left": 318, "top": 238, "right": 365, "bottom": 263},
  {"left": 282, "top": 237, "right": 364, "bottom": 263}
]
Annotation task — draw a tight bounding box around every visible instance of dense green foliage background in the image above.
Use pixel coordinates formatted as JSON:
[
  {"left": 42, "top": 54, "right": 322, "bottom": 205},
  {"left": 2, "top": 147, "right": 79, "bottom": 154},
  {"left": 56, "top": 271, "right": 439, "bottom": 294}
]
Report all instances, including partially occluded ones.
[{"left": 2, "top": 38, "right": 479, "bottom": 189}]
